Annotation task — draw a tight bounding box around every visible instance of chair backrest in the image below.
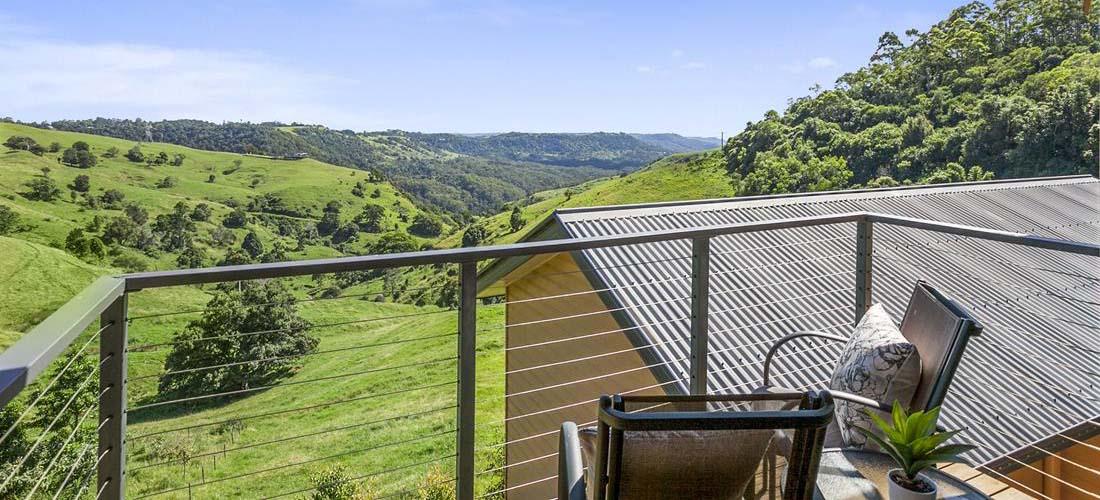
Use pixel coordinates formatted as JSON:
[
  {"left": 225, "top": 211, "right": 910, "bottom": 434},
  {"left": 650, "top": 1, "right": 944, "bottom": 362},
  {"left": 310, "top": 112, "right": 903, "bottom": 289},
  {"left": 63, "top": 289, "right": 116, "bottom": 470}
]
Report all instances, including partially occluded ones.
[
  {"left": 590, "top": 391, "right": 834, "bottom": 500},
  {"left": 899, "top": 281, "right": 983, "bottom": 412}
]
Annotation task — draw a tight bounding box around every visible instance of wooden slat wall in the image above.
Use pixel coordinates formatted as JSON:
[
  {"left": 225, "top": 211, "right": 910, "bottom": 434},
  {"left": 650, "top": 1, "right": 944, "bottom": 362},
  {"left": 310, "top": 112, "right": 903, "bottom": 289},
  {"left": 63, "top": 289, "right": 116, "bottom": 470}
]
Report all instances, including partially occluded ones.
[
  {"left": 1005, "top": 434, "right": 1100, "bottom": 499},
  {"left": 504, "top": 253, "right": 665, "bottom": 499}
]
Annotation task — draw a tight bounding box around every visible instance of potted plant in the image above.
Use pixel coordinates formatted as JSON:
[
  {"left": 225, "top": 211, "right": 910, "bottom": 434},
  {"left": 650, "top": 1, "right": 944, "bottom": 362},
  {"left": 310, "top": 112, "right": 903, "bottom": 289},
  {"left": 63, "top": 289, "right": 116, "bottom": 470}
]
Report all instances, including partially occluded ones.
[{"left": 854, "top": 402, "right": 976, "bottom": 500}]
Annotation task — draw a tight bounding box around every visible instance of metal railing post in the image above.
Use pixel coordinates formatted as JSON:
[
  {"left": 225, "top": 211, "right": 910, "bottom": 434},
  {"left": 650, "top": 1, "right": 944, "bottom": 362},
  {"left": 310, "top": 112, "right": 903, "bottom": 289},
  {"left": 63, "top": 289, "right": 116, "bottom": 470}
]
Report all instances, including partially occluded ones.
[
  {"left": 98, "top": 293, "right": 127, "bottom": 500},
  {"left": 855, "top": 220, "right": 873, "bottom": 324},
  {"left": 456, "top": 262, "right": 477, "bottom": 500},
  {"left": 690, "top": 237, "right": 711, "bottom": 394}
]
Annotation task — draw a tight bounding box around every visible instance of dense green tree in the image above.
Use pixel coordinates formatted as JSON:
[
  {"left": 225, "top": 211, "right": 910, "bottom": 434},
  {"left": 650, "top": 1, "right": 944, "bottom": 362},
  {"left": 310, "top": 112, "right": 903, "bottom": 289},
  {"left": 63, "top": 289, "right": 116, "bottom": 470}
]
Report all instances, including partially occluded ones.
[
  {"left": 103, "top": 146, "right": 119, "bottom": 158},
  {"left": 100, "top": 216, "right": 139, "bottom": 246},
  {"left": 0, "top": 205, "right": 18, "bottom": 235},
  {"left": 155, "top": 176, "right": 178, "bottom": 188},
  {"left": 158, "top": 280, "right": 317, "bottom": 399},
  {"left": 461, "top": 224, "right": 487, "bottom": 247},
  {"left": 218, "top": 247, "right": 253, "bottom": 266},
  {"left": 355, "top": 204, "right": 386, "bottom": 233},
  {"left": 47, "top": 141, "right": 61, "bottom": 152},
  {"left": 924, "top": 163, "right": 994, "bottom": 184},
  {"left": 331, "top": 223, "right": 360, "bottom": 244},
  {"left": 317, "top": 211, "right": 340, "bottom": 236},
  {"left": 125, "top": 144, "right": 144, "bottom": 162},
  {"left": 408, "top": 214, "right": 443, "bottom": 237},
  {"left": 170, "top": 153, "right": 185, "bottom": 166},
  {"left": 223, "top": 208, "right": 248, "bottom": 228},
  {"left": 370, "top": 232, "right": 418, "bottom": 254},
  {"left": 261, "top": 241, "right": 289, "bottom": 263},
  {"left": 85, "top": 237, "right": 107, "bottom": 259},
  {"left": 65, "top": 228, "right": 88, "bottom": 255},
  {"left": 99, "top": 189, "right": 125, "bottom": 209},
  {"left": 4, "top": 135, "right": 44, "bottom": 155},
  {"left": 177, "top": 244, "right": 208, "bottom": 269},
  {"left": 241, "top": 231, "right": 265, "bottom": 258},
  {"left": 124, "top": 204, "right": 149, "bottom": 225},
  {"left": 152, "top": 202, "right": 196, "bottom": 251},
  {"left": 190, "top": 203, "right": 212, "bottom": 222},
  {"left": 509, "top": 206, "right": 526, "bottom": 232},
  {"left": 70, "top": 174, "right": 91, "bottom": 192},
  {"left": 722, "top": 0, "right": 1098, "bottom": 189},
  {"left": 23, "top": 177, "right": 61, "bottom": 201}
]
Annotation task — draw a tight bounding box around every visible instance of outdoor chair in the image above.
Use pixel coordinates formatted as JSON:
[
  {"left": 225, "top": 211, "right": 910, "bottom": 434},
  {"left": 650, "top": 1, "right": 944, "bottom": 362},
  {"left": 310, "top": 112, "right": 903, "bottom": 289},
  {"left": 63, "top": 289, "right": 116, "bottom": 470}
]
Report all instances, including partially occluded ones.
[
  {"left": 756, "top": 281, "right": 983, "bottom": 494},
  {"left": 557, "top": 391, "right": 835, "bottom": 500}
]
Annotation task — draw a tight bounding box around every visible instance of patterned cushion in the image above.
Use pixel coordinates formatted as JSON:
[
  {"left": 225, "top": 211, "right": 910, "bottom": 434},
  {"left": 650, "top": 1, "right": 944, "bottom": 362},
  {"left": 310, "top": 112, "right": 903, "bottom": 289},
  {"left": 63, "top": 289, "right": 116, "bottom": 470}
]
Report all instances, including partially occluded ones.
[{"left": 828, "top": 304, "right": 922, "bottom": 447}]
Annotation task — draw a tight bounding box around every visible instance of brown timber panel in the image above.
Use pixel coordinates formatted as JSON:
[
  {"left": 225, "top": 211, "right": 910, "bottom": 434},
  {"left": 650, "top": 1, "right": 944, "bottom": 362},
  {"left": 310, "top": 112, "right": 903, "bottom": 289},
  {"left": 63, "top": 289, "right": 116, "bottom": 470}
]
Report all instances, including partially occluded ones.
[
  {"left": 1007, "top": 434, "right": 1100, "bottom": 499},
  {"left": 504, "top": 252, "right": 665, "bottom": 499}
]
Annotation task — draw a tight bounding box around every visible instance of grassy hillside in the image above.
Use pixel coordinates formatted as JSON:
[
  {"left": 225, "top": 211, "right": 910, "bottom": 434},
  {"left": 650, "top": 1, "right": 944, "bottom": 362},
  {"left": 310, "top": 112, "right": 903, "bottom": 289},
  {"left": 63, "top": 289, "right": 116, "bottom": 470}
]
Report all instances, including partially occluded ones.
[
  {"left": 41, "top": 120, "right": 687, "bottom": 215},
  {"left": 121, "top": 285, "right": 507, "bottom": 498},
  {"left": 438, "top": 150, "right": 732, "bottom": 247},
  {"left": 0, "top": 122, "right": 437, "bottom": 269},
  {"left": 0, "top": 237, "right": 107, "bottom": 347}
]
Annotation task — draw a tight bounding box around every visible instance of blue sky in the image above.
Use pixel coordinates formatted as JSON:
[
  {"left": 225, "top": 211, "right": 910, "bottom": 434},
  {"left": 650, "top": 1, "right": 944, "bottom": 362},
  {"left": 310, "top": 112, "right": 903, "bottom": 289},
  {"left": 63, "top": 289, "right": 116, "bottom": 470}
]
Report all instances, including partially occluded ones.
[{"left": 1, "top": 1, "right": 964, "bottom": 136}]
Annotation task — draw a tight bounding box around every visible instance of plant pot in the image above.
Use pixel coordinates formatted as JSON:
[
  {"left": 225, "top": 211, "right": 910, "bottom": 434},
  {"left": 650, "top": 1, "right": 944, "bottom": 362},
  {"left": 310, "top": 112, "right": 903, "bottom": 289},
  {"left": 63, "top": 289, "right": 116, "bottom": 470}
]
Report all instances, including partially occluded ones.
[{"left": 888, "top": 469, "right": 937, "bottom": 500}]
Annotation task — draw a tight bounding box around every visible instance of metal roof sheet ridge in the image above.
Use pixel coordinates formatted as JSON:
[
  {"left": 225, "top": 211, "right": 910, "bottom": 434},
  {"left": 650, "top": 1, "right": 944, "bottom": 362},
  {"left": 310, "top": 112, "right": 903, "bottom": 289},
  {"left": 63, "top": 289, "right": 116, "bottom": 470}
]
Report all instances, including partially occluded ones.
[{"left": 555, "top": 175, "right": 1098, "bottom": 223}]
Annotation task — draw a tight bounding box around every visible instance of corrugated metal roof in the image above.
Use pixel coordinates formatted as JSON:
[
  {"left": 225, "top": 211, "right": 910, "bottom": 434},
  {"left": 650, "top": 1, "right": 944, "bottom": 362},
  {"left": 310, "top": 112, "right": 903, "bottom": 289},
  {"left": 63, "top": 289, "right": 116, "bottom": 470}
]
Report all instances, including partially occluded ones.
[{"left": 552, "top": 176, "right": 1099, "bottom": 470}]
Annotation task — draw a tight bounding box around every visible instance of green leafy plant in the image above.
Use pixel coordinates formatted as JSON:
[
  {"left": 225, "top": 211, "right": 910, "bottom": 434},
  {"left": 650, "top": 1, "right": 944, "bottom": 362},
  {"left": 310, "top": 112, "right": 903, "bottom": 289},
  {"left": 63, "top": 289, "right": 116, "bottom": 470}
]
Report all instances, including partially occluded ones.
[{"left": 854, "top": 402, "right": 976, "bottom": 491}]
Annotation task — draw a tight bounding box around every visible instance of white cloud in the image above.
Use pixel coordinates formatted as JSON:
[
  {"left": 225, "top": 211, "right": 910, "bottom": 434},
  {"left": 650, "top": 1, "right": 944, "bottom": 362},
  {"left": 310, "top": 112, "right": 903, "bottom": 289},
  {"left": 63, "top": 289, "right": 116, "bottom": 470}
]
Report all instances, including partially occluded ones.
[
  {"left": 779, "top": 61, "right": 805, "bottom": 74},
  {"left": 670, "top": 49, "right": 684, "bottom": 58},
  {"left": 808, "top": 56, "right": 837, "bottom": 69},
  {"left": 0, "top": 39, "right": 373, "bottom": 128},
  {"left": 635, "top": 65, "right": 655, "bottom": 73},
  {"left": 681, "top": 61, "right": 706, "bottom": 70}
]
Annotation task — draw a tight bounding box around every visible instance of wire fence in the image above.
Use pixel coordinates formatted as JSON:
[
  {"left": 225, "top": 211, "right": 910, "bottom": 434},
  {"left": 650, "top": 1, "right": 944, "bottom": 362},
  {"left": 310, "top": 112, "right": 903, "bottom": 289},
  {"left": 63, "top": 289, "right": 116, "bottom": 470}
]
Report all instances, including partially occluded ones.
[{"left": 2, "top": 213, "right": 1097, "bottom": 499}]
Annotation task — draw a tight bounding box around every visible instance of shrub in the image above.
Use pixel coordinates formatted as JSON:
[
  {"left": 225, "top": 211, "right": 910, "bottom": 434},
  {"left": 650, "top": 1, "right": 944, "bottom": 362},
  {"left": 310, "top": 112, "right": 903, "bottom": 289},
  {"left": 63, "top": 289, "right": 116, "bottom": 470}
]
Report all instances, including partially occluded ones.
[
  {"left": 461, "top": 224, "right": 487, "bottom": 247},
  {"left": 70, "top": 174, "right": 91, "bottom": 192},
  {"left": 22, "top": 177, "right": 61, "bottom": 201},
  {"left": 62, "top": 145, "right": 97, "bottom": 167},
  {"left": 509, "top": 206, "right": 525, "bottom": 232},
  {"left": 125, "top": 144, "right": 144, "bottom": 163},
  {"left": 158, "top": 280, "right": 317, "bottom": 399},
  {"left": 0, "top": 205, "right": 19, "bottom": 235},
  {"left": 223, "top": 208, "right": 248, "bottom": 228},
  {"left": 99, "top": 189, "right": 126, "bottom": 209},
  {"left": 309, "top": 465, "right": 376, "bottom": 500},
  {"left": 416, "top": 466, "right": 455, "bottom": 500},
  {"left": 156, "top": 176, "right": 178, "bottom": 189},
  {"left": 190, "top": 203, "right": 212, "bottom": 222},
  {"left": 103, "top": 146, "right": 119, "bottom": 158},
  {"left": 408, "top": 214, "right": 443, "bottom": 237}
]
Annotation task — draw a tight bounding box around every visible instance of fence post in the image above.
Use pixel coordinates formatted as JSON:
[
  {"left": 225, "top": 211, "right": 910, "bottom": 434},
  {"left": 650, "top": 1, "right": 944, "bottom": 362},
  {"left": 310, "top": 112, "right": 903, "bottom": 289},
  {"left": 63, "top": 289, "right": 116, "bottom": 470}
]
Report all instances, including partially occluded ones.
[
  {"left": 98, "top": 293, "right": 127, "bottom": 500},
  {"left": 690, "top": 237, "right": 711, "bottom": 395},
  {"left": 855, "top": 220, "right": 873, "bottom": 324},
  {"left": 457, "top": 262, "right": 477, "bottom": 500}
]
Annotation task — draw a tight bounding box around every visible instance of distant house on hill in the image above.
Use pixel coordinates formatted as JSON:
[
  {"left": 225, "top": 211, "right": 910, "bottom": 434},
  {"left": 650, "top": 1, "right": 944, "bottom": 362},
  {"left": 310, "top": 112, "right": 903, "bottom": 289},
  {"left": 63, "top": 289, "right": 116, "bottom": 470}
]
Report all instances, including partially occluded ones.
[{"left": 478, "top": 175, "right": 1100, "bottom": 499}]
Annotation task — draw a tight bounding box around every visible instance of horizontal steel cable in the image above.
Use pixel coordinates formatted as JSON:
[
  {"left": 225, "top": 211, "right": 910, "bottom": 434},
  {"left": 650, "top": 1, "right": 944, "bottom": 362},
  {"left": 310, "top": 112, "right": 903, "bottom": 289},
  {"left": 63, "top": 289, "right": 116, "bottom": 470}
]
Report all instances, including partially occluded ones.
[
  {"left": 501, "top": 274, "right": 691, "bottom": 306},
  {"left": 129, "top": 404, "right": 456, "bottom": 471},
  {"left": 23, "top": 398, "right": 101, "bottom": 499},
  {"left": 127, "top": 380, "right": 456, "bottom": 441},
  {"left": 128, "top": 331, "right": 457, "bottom": 382},
  {"left": 707, "top": 270, "right": 852, "bottom": 299},
  {"left": 129, "top": 356, "right": 457, "bottom": 411},
  {"left": 708, "top": 305, "right": 850, "bottom": 336},
  {"left": 0, "top": 357, "right": 110, "bottom": 493},
  {"left": 504, "top": 337, "right": 686, "bottom": 376},
  {"left": 128, "top": 308, "right": 455, "bottom": 351},
  {"left": 503, "top": 295, "right": 691, "bottom": 329},
  {"left": 133, "top": 428, "right": 457, "bottom": 498},
  {"left": 502, "top": 316, "right": 690, "bottom": 352},
  {"left": 126, "top": 284, "right": 445, "bottom": 322},
  {"left": 0, "top": 321, "right": 112, "bottom": 448}
]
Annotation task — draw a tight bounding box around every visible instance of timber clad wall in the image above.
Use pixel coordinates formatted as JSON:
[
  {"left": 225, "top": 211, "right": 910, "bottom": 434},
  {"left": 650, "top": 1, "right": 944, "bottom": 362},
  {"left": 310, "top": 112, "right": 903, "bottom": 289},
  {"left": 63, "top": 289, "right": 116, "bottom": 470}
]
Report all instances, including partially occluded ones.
[
  {"left": 504, "top": 253, "right": 663, "bottom": 499},
  {"left": 1007, "top": 436, "right": 1100, "bottom": 499}
]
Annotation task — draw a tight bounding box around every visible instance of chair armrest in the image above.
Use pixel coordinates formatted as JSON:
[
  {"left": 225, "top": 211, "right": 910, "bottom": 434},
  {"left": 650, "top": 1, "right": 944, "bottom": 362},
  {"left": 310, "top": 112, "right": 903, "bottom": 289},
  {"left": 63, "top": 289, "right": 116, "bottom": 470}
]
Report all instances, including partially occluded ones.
[
  {"left": 558, "top": 422, "right": 586, "bottom": 500},
  {"left": 826, "top": 390, "right": 947, "bottom": 431},
  {"left": 825, "top": 389, "right": 893, "bottom": 413},
  {"left": 762, "top": 331, "right": 848, "bottom": 386}
]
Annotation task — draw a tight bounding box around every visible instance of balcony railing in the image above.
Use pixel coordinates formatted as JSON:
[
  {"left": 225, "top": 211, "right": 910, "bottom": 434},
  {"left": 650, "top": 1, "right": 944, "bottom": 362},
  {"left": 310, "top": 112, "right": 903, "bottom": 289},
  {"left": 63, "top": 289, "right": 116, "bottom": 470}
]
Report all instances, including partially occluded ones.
[{"left": 0, "top": 211, "right": 1096, "bottom": 499}]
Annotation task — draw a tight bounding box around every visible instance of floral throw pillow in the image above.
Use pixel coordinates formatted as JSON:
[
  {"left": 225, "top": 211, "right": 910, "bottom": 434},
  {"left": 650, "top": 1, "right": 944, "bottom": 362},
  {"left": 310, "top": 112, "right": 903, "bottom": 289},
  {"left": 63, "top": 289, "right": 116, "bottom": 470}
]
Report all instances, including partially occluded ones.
[{"left": 828, "top": 303, "right": 922, "bottom": 447}]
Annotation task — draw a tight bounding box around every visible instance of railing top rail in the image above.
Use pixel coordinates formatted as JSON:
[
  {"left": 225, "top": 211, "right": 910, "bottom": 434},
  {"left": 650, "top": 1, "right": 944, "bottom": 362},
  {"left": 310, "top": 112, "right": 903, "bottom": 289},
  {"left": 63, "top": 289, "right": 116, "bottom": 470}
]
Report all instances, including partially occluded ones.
[
  {"left": 0, "top": 276, "right": 124, "bottom": 407},
  {"left": 122, "top": 211, "right": 1098, "bottom": 291}
]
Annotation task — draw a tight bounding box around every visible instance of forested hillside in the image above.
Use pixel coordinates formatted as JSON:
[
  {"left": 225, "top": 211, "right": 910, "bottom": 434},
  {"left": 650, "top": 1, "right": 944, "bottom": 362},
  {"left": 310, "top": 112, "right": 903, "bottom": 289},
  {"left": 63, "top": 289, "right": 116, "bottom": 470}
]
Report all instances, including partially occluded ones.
[
  {"left": 33, "top": 119, "right": 706, "bottom": 215},
  {"left": 722, "top": 0, "right": 1098, "bottom": 194},
  {"left": 397, "top": 131, "right": 673, "bottom": 170}
]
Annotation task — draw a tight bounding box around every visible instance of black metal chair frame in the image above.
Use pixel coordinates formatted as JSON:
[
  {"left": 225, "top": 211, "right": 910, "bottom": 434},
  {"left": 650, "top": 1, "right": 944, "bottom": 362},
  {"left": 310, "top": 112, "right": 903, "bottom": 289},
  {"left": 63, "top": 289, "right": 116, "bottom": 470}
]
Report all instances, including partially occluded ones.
[
  {"left": 761, "top": 281, "right": 983, "bottom": 415},
  {"left": 559, "top": 391, "right": 835, "bottom": 500}
]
